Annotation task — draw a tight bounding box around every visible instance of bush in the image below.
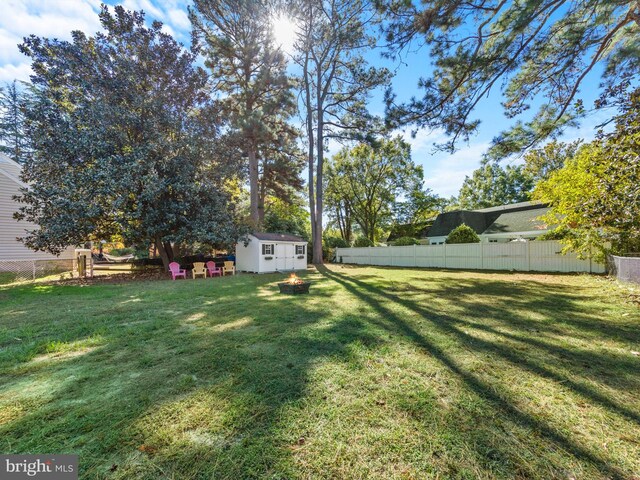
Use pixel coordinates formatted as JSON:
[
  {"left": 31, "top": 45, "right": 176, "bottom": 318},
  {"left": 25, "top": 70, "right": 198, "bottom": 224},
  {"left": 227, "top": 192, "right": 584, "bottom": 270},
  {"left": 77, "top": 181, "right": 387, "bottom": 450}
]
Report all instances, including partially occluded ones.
[
  {"left": 445, "top": 224, "right": 480, "bottom": 244},
  {"left": 324, "top": 236, "right": 349, "bottom": 248},
  {"left": 353, "top": 237, "right": 374, "bottom": 247},
  {"left": 393, "top": 236, "right": 420, "bottom": 246}
]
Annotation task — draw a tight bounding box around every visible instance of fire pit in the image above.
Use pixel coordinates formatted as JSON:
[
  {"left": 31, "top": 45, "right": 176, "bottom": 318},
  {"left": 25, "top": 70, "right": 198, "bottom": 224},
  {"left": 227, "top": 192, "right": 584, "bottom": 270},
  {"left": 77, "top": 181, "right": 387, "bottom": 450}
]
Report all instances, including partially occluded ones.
[{"left": 278, "top": 273, "right": 311, "bottom": 295}]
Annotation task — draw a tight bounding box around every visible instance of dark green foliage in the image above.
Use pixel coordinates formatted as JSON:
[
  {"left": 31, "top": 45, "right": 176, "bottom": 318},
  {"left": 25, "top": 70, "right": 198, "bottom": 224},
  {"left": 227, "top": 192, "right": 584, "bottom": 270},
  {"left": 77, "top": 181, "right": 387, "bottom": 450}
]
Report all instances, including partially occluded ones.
[
  {"left": 190, "top": 0, "right": 303, "bottom": 226},
  {"left": 15, "top": 6, "right": 244, "bottom": 267},
  {"left": 455, "top": 163, "right": 534, "bottom": 210},
  {"left": 0, "top": 81, "right": 31, "bottom": 164},
  {"left": 393, "top": 236, "right": 420, "bottom": 246},
  {"left": 382, "top": 0, "right": 640, "bottom": 156},
  {"left": 353, "top": 237, "right": 374, "bottom": 247},
  {"left": 445, "top": 224, "right": 481, "bottom": 244},
  {"left": 263, "top": 197, "right": 310, "bottom": 241}
]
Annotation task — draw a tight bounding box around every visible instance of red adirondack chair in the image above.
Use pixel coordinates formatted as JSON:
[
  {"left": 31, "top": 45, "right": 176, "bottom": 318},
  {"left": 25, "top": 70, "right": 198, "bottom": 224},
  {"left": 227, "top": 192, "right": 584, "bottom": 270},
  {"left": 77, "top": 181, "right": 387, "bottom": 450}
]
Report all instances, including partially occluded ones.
[
  {"left": 206, "top": 261, "right": 222, "bottom": 277},
  {"left": 168, "top": 262, "right": 187, "bottom": 280}
]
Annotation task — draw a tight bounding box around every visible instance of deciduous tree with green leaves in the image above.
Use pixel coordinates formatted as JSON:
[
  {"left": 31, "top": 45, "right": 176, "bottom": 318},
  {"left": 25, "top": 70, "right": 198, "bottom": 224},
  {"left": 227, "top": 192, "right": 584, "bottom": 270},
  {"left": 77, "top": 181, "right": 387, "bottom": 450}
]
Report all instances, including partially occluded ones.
[
  {"left": 294, "top": 0, "right": 392, "bottom": 263},
  {"left": 16, "top": 5, "right": 244, "bottom": 268},
  {"left": 382, "top": 0, "right": 640, "bottom": 157},
  {"left": 456, "top": 163, "right": 534, "bottom": 210},
  {"left": 325, "top": 136, "right": 423, "bottom": 242},
  {"left": 534, "top": 88, "right": 640, "bottom": 260}
]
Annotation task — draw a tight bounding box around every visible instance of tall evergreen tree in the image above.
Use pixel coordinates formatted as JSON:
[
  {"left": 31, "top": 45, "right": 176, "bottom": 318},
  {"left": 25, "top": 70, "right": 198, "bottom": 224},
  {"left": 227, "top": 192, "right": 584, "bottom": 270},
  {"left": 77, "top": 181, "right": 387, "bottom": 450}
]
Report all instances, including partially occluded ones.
[
  {"left": 0, "top": 81, "right": 30, "bottom": 164},
  {"left": 294, "top": 0, "right": 391, "bottom": 263},
  {"left": 16, "top": 5, "right": 244, "bottom": 268},
  {"left": 382, "top": 1, "right": 640, "bottom": 157},
  {"left": 190, "top": 0, "right": 299, "bottom": 227}
]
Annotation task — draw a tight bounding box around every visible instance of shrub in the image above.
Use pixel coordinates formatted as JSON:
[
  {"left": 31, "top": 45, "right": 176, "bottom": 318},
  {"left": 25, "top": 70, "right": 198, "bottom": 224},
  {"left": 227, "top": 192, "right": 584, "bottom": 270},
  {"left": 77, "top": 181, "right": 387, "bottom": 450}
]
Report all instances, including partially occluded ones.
[
  {"left": 324, "top": 236, "right": 349, "bottom": 248},
  {"left": 393, "top": 236, "right": 420, "bottom": 246},
  {"left": 445, "top": 224, "right": 480, "bottom": 244},
  {"left": 353, "top": 237, "right": 374, "bottom": 247}
]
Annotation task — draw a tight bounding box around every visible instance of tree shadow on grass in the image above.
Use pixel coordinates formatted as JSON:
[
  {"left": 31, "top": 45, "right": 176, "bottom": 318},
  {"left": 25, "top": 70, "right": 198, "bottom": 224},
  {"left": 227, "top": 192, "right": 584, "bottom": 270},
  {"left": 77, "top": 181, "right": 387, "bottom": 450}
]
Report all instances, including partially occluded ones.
[
  {"left": 0, "top": 271, "right": 385, "bottom": 479},
  {"left": 320, "top": 265, "right": 635, "bottom": 479}
]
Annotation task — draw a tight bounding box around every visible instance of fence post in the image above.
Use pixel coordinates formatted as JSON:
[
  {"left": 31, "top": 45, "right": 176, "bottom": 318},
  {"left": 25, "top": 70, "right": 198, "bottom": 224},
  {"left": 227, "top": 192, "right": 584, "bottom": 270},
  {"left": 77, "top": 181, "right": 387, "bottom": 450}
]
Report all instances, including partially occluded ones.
[
  {"left": 413, "top": 244, "right": 417, "bottom": 267},
  {"left": 32, "top": 261, "right": 36, "bottom": 281},
  {"left": 368, "top": 246, "right": 372, "bottom": 265},
  {"left": 481, "top": 242, "right": 485, "bottom": 270},
  {"left": 526, "top": 242, "right": 531, "bottom": 272},
  {"left": 390, "top": 246, "right": 393, "bottom": 266},
  {"left": 444, "top": 243, "right": 447, "bottom": 269}
]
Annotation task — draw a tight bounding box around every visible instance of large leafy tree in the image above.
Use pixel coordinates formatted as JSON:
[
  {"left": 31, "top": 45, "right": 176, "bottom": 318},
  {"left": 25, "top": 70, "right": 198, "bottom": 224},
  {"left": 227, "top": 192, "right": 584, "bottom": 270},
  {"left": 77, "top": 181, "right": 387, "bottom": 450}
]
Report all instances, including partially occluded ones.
[
  {"left": 0, "top": 81, "right": 31, "bottom": 164},
  {"left": 523, "top": 139, "right": 583, "bottom": 182},
  {"left": 190, "top": 0, "right": 300, "bottom": 227},
  {"left": 16, "top": 5, "right": 244, "bottom": 268},
  {"left": 456, "top": 163, "right": 534, "bottom": 209},
  {"left": 534, "top": 88, "right": 640, "bottom": 260},
  {"left": 295, "top": 0, "right": 392, "bottom": 263},
  {"left": 325, "top": 136, "right": 423, "bottom": 242},
  {"left": 382, "top": 0, "right": 640, "bottom": 157}
]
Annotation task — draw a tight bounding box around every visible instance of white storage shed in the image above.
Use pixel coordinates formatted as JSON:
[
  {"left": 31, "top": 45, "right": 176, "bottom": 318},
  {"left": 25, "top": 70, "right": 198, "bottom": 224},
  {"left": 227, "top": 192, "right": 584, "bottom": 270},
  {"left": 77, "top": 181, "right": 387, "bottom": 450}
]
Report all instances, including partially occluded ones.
[{"left": 235, "top": 233, "right": 308, "bottom": 273}]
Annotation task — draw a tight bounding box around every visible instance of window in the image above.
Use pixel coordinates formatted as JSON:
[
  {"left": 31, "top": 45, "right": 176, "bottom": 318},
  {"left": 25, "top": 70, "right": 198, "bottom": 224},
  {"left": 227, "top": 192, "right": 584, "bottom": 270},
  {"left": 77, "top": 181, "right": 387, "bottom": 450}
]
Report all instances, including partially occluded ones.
[
  {"left": 262, "top": 244, "right": 274, "bottom": 255},
  {"left": 489, "top": 239, "right": 498, "bottom": 243},
  {"left": 296, "top": 245, "right": 305, "bottom": 255}
]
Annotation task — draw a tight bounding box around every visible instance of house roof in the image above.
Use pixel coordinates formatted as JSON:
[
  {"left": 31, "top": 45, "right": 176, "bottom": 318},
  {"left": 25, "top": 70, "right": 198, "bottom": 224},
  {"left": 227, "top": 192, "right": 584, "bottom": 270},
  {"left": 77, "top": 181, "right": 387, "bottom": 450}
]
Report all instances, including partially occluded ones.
[
  {"left": 252, "top": 232, "right": 306, "bottom": 242},
  {"left": 482, "top": 207, "right": 550, "bottom": 234},
  {"left": 426, "top": 201, "right": 550, "bottom": 238},
  {"left": 427, "top": 211, "right": 496, "bottom": 237}
]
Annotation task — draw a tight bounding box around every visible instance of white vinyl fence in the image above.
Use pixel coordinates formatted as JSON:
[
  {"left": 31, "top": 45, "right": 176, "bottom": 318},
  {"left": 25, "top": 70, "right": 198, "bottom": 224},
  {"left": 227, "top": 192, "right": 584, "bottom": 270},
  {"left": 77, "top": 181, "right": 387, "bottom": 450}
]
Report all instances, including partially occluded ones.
[{"left": 336, "top": 240, "right": 605, "bottom": 274}]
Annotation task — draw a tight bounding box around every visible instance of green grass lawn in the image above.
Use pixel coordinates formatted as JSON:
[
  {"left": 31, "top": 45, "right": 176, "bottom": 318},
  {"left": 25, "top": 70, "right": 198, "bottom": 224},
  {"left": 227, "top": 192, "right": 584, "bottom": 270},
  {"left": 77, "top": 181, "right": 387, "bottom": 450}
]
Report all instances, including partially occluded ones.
[{"left": 0, "top": 266, "right": 639, "bottom": 479}]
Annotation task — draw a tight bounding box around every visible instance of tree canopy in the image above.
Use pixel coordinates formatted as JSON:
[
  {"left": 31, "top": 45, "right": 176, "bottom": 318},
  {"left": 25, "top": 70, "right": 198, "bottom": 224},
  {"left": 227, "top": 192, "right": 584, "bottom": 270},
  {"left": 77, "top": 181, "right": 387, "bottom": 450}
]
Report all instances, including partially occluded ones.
[
  {"left": 0, "top": 81, "right": 31, "bottom": 164},
  {"left": 190, "top": 0, "right": 302, "bottom": 227},
  {"left": 455, "top": 163, "right": 534, "bottom": 210},
  {"left": 325, "top": 136, "right": 423, "bottom": 242},
  {"left": 382, "top": 0, "right": 640, "bottom": 157},
  {"left": 534, "top": 88, "right": 640, "bottom": 260},
  {"left": 16, "top": 5, "right": 244, "bottom": 267},
  {"left": 294, "top": 0, "right": 392, "bottom": 263}
]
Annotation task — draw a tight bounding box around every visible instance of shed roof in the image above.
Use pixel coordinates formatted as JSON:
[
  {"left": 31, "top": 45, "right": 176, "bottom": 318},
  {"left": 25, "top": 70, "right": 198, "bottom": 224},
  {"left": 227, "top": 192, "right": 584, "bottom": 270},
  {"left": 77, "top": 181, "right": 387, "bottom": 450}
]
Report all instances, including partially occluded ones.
[
  {"left": 482, "top": 207, "right": 550, "bottom": 234},
  {"left": 252, "top": 232, "right": 306, "bottom": 242}
]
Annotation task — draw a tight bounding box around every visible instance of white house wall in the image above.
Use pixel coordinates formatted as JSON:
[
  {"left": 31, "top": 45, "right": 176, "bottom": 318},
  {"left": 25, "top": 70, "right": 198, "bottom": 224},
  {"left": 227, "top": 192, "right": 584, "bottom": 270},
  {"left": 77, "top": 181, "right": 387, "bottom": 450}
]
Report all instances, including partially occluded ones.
[
  {"left": 336, "top": 241, "right": 604, "bottom": 274},
  {"left": 0, "top": 172, "right": 74, "bottom": 261}
]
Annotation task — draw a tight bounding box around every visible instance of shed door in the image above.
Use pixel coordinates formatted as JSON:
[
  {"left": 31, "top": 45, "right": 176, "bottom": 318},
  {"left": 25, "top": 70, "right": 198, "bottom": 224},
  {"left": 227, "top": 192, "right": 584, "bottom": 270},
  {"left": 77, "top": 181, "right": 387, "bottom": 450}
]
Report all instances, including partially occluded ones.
[{"left": 275, "top": 243, "right": 294, "bottom": 271}]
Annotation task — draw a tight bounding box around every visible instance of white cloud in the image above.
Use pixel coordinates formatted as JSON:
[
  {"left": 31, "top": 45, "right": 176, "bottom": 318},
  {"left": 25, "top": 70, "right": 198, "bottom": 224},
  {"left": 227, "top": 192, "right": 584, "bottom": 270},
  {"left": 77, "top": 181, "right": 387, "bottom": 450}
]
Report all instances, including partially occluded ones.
[{"left": 0, "top": 0, "right": 194, "bottom": 83}]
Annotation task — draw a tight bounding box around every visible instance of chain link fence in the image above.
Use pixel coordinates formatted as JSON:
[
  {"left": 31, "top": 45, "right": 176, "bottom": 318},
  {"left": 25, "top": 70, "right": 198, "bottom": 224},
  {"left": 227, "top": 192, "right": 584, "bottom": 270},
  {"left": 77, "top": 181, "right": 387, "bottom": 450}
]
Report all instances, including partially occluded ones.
[
  {"left": 0, "top": 258, "right": 75, "bottom": 285},
  {"left": 611, "top": 255, "right": 640, "bottom": 285}
]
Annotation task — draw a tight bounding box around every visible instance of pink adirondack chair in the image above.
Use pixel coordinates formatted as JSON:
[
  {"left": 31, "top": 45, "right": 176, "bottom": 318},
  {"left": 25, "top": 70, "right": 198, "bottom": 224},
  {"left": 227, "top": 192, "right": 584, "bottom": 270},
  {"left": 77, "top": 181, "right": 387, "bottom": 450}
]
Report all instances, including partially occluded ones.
[
  {"left": 206, "top": 261, "right": 222, "bottom": 277},
  {"left": 168, "top": 262, "right": 187, "bottom": 280}
]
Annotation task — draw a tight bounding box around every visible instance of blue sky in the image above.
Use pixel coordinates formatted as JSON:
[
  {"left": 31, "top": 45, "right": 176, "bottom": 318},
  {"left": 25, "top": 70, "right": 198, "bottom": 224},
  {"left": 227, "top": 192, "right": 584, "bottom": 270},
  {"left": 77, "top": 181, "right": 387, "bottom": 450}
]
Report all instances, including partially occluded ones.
[{"left": 0, "top": 0, "right": 608, "bottom": 197}]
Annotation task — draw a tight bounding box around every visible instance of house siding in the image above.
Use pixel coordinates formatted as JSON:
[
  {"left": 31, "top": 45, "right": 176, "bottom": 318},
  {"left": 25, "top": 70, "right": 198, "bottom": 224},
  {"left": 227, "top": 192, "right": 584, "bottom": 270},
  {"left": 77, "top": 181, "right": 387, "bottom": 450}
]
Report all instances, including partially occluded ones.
[{"left": 0, "top": 161, "right": 74, "bottom": 261}]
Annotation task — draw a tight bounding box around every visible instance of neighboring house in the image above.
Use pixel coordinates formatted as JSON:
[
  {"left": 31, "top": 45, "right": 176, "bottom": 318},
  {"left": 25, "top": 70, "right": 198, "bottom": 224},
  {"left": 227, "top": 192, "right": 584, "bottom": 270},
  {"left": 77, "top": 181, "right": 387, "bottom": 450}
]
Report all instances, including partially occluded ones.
[
  {"left": 426, "top": 201, "right": 550, "bottom": 244},
  {"left": 0, "top": 153, "right": 74, "bottom": 261},
  {"left": 235, "top": 232, "right": 308, "bottom": 273}
]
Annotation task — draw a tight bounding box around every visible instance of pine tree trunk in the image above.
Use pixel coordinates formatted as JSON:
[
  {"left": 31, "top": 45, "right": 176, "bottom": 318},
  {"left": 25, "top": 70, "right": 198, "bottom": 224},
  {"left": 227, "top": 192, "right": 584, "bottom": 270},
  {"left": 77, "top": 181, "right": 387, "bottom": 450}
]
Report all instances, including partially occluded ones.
[
  {"left": 248, "top": 143, "right": 260, "bottom": 228},
  {"left": 303, "top": 46, "right": 317, "bottom": 252},
  {"left": 313, "top": 70, "right": 324, "bottom": 265}
]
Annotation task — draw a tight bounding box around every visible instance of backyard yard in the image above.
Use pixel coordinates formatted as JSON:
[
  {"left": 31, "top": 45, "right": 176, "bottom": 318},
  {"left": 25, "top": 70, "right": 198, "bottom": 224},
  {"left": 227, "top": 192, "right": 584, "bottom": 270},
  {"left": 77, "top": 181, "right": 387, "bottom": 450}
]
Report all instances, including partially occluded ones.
[{"left": 0, "top": 266, "right": 638, "bottom": 479}]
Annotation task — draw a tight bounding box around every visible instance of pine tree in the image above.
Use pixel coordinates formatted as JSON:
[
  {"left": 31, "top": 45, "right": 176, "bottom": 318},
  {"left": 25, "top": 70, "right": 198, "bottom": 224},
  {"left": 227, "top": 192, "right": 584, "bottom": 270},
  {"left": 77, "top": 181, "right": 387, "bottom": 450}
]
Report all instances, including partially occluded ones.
[{"left": 0, "top": 81, "right": 30, "bottom": 164}]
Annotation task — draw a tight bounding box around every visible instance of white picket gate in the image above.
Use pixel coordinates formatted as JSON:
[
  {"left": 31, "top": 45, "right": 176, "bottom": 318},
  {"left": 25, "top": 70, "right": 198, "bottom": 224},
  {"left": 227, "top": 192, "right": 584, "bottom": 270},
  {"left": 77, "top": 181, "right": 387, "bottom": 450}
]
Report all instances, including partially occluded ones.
[{"left": 335, "top": 240, "right": 604, "bottom": 274}]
